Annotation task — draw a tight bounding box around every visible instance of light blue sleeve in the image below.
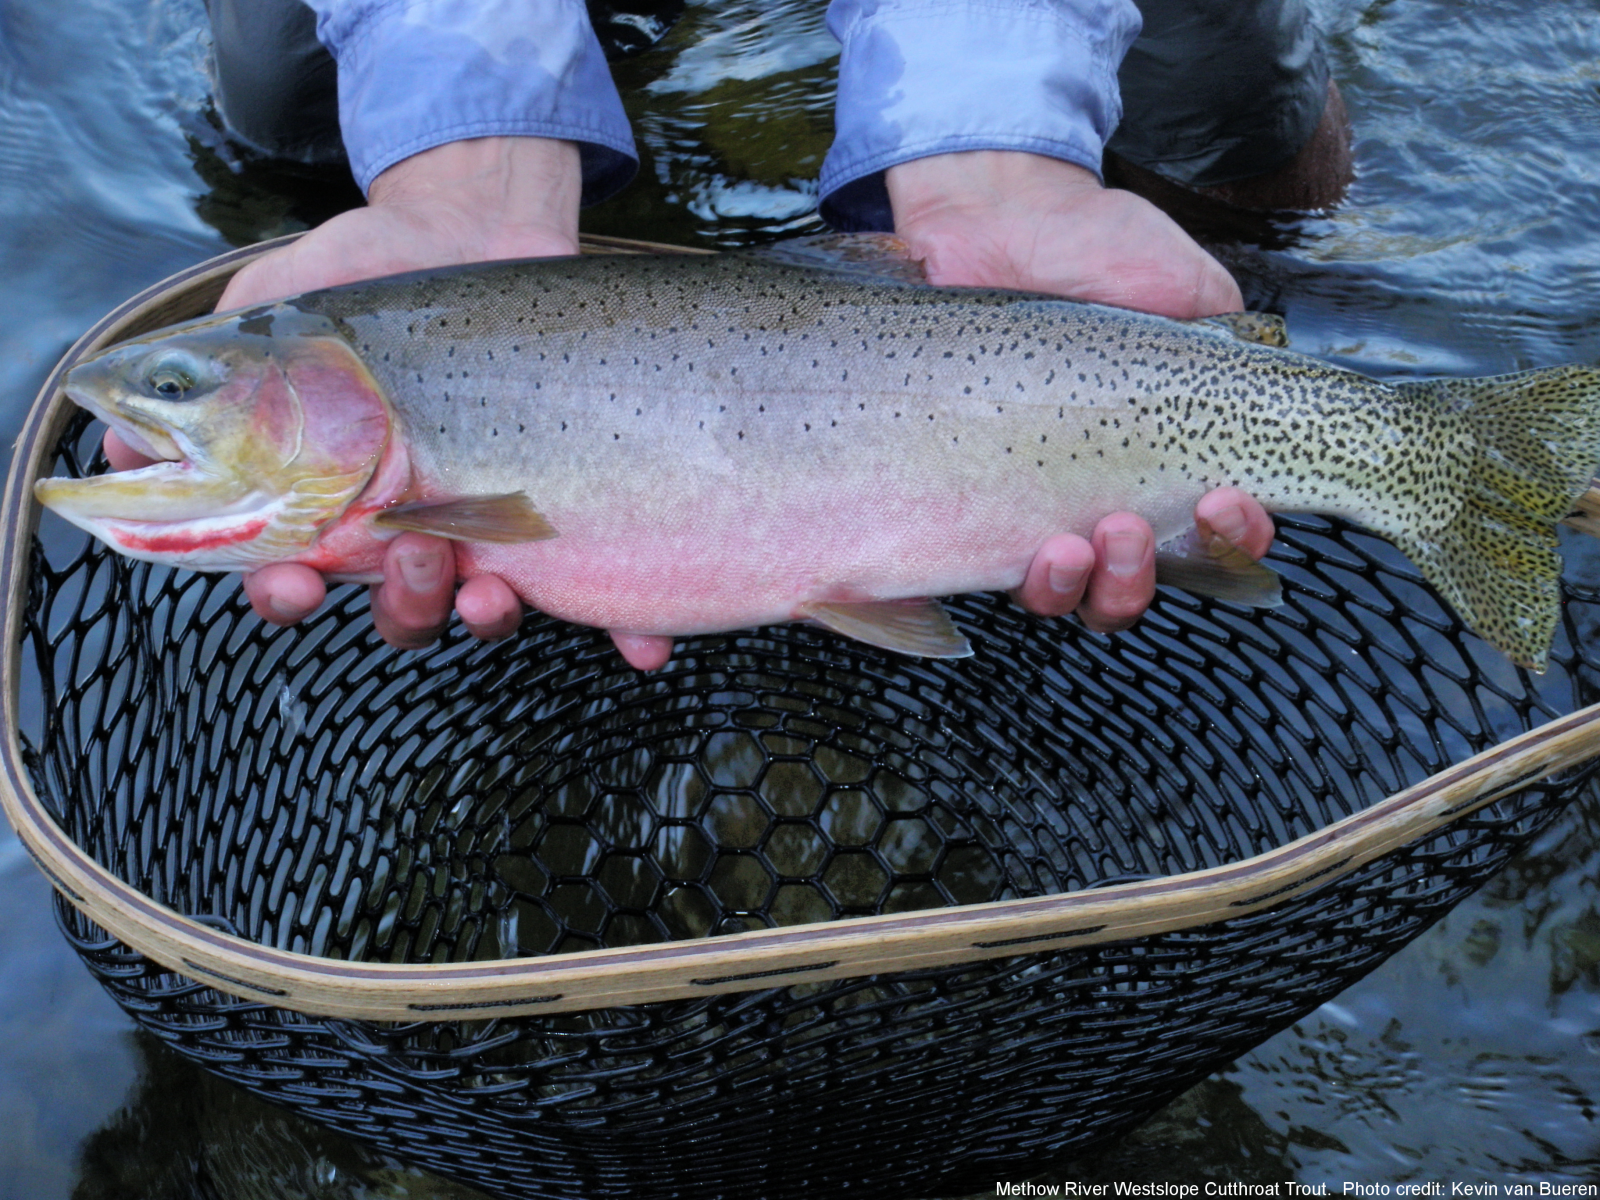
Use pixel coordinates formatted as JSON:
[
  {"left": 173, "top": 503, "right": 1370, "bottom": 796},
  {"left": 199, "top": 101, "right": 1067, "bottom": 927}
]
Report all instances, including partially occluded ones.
[
  {"left": 302, "top": 0, "right": 637, "bottom": 203},
  {"left": 820, "top": 0, "right": 1143, "bottom": 230}
]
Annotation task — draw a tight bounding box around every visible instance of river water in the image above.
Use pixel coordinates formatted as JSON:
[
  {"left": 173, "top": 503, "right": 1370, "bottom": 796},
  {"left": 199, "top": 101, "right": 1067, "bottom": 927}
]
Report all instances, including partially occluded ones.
[{"left": 0, "top": 0, "right": 1596, "bottom": 1195}]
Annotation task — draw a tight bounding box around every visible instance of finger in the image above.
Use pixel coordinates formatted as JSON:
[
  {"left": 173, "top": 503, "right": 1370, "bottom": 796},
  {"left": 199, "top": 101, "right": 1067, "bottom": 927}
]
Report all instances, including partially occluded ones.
[
  {"left": 243, "top": 563, "right": 328, "bottom": 627},
  {"left": 1079, "top": 513, "right": 1155, "bottom": 633},
  {"left": 217, "top": 250, "right": 299, "bottom": 312},
  {"left": 609, "top": 631, "right": 674, "bottom": 671},
  {"left": 1190, "top": 254, "right": 1244, "bottom": 319},
  {"left": 1012, "top": 533, "right": 1097, "bottom": 617},
  {"left": 370, "top": 533, "right": 455, "bottom": 649},
  {"left": 103, "top": 428, "right": 155, "bottom": 471},
  {"left": 1194, "top": 487, "right": 1275, "bottom": 560},
  {"left": 455, "top": 573, "right": 524, "bottom": 641}
]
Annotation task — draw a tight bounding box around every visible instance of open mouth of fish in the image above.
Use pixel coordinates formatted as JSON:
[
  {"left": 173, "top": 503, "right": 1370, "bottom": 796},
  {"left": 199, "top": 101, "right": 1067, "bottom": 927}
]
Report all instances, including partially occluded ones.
[
  {"left": 35, "top": 382, "right": 284, "bottom": 563},
  {"left": 74, "top": 379, "right": 250, "bottom": 505}
]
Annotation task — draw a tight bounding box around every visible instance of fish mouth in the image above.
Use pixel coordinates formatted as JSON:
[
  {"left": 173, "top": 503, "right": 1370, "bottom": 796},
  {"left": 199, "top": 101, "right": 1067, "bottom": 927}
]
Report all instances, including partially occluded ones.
[
  {"left": 36, "top": 384, "right": 265, "bottom": 529},
  {"left": 64, "top": 378, "right": 187, "bottom": 468},
  {"left": 34, "top": 446, "right": 284, "bottom": 568}
]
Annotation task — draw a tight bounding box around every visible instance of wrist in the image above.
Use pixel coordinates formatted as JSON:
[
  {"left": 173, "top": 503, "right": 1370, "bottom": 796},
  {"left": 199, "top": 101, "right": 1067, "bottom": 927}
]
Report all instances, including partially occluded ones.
[
  {"left": 368, "top": 137, "right": 582, "bottom": 258},
  {"left": 886, "top": 151, "right": 1100, "bottom": 230}
]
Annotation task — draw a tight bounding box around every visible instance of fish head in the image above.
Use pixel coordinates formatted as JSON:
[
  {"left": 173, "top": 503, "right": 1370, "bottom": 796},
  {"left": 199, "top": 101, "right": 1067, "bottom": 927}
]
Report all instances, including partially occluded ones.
[{"left": 35, "top": 305, "right": 394, "bottom": 572}]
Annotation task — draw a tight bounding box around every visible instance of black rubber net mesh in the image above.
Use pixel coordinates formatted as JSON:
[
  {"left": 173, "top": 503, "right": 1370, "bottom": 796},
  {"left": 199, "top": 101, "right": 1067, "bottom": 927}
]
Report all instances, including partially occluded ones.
[{"left": 17, "top": 412, "right": 1600, "bottom": 1199}]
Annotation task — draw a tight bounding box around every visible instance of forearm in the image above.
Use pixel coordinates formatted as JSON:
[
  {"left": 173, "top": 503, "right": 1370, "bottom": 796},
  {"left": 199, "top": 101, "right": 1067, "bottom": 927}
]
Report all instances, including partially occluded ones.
[
  {"left": 368, "top": 135, "right": 583, "bottom": 257},
  {"left": 885, "top": 151, "right": 1100, "bottom": 239}
]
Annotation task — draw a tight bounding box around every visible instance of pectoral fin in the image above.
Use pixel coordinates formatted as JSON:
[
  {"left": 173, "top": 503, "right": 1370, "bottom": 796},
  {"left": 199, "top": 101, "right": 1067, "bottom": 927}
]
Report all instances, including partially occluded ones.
[
  {"left": 1155, "top": 525, "right": 1282, "bottom": 606},
  {"left": 373, "top": 492, "right": 556, "bottom": 543},
  {"left": 798, "top": 598, "right": 973, "bottom": 658}
]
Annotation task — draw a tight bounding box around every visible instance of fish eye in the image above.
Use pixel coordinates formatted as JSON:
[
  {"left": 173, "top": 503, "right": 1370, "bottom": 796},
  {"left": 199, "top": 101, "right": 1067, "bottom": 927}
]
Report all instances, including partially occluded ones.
[
  {"left": 143, "top": 353, "right": 202, "bottom": 400},
  {"left": 149, "top": 369, "right": 192, "bottom": 399}
]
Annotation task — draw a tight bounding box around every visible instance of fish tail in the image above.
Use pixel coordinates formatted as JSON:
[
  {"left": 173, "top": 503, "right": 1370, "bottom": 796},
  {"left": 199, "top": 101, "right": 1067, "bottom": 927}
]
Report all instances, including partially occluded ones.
[{"left": 1390, "top": 365, "right": 1600, "bottom": 672}]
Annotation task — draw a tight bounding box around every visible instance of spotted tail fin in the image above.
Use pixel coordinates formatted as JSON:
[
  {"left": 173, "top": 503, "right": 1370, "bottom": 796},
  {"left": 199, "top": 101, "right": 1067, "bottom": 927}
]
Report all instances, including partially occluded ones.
[{"left": 1388, "top": 366, "right": 1600, "bottom": 672}]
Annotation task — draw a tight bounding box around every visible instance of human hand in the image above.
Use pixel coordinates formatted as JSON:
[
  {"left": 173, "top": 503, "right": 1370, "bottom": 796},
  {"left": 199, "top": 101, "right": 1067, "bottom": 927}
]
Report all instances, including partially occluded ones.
[
  {"left": 108, "top": 137, "right": 582, "bottom": 653},
  {"left": 216, "top": 136, "right": 583, "bottom": 310},
  {"left": 885, "top": 149, "right": 1242, "bottom": 318},
  {"left": 885, "top": 150, "right": 1274, "bottom": 632},
  {"left": 231, "top": 138, "right": 583, "bottom": 653}
]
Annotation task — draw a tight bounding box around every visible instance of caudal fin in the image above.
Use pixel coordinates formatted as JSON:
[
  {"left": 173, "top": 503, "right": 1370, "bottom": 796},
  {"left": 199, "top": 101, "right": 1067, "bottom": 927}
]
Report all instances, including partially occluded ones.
[{"left": 1390, "top": 366, "right": 1600, "bottom": 672}]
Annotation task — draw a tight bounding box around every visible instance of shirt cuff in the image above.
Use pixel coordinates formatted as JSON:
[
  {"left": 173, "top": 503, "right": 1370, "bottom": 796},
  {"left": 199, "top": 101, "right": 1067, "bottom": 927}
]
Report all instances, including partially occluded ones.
[
  {"left": 306, "top": 0, "right": 637, "bottom": 204},
  {"left": 819, "top": 0, "right": 1142, "bottom": 231}
]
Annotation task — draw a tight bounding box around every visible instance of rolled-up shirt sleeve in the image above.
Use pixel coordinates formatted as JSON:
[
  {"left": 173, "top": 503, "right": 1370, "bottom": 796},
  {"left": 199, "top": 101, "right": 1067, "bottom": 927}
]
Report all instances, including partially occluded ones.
[
  {"left": 303, "top": 0, "right": 636, "bottom": 204},
  {"left": 820, "top": 0, "right": 1142, "bottom": 231}
]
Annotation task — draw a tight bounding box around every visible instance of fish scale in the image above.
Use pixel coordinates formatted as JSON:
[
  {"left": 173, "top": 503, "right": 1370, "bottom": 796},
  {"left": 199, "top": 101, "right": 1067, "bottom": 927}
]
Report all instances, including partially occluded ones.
[
  {"left": 306, "top": 252, "right": 1463, "bottom": 547},
  {"left": 35, "top": 239, "right": 1600, "bottom": 668}
]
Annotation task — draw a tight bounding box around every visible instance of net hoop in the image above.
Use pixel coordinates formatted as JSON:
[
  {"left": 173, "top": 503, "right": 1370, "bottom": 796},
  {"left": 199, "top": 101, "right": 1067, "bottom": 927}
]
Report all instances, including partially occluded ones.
[{"left": 5, "top": 235, "right": 1600, "bottom": 1020}]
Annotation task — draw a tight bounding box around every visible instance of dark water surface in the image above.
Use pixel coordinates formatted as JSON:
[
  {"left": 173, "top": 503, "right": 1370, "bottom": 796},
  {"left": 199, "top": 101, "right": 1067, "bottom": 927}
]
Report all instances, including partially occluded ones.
[{"left": 1, "top": 0, "right": 1598, "bottom": 1195}]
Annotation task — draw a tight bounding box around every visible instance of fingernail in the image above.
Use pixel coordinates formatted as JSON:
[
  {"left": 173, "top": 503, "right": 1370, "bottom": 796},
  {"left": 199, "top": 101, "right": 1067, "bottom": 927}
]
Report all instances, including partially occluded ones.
[
  {"left": 1047, "top": 562, "right": 1086, "bottom": 595},
  {"left": 1208, "top": 501, "right": 1250, "bottom": 546},
  {"left": 267, "top": 595, "right": 307, "bottom": 620},
  {"left": 398, "top": 547, "right": 443, "bottom": 593},
  {"left": 1105, "top": 530, "right": 1148, "bottom": 577}
]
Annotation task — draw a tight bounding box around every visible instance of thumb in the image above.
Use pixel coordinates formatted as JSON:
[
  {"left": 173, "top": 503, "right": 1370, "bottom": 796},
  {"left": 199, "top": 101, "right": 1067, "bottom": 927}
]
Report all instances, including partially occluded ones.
[
  {"left": 1182, "top": 251, "right": 1245, "bottom": 319},
  {"left": 216, "top": 247, "right": 302, "bottom": 312}
]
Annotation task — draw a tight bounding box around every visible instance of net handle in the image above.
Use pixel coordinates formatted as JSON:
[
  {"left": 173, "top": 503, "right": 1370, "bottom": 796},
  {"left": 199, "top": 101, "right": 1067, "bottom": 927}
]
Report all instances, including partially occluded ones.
[{"left": 4, "top": 238, "right": 1600, "bottom": 1020}]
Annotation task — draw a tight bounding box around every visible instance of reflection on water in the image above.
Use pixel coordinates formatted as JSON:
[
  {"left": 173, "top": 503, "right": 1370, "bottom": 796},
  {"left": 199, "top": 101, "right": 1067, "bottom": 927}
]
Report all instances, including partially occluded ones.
[
  {"left": 2, "top": 0, "right": 1600, "bottom": 1194},
  {"left": 73, "top": 1033, "right": 491, "bottom": 1200},
  {"left": 586, "top": 0, "right": 835, "bottom": 245}
]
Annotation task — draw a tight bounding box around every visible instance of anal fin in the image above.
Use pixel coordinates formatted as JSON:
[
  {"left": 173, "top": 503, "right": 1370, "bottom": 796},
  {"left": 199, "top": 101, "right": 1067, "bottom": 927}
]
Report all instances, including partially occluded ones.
[
  {"left": 373, "top": 492, "right": 557, "bottom": 543},
  {"left": 797, "top": 598, "right": 972, "bottom": 658},
  {"left": 1155, "top": 524, "right": 1282, "bottom": 606}
]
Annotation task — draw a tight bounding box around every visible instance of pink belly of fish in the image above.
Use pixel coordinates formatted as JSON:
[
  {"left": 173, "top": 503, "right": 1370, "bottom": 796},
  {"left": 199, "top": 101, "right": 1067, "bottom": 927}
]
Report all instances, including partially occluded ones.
[{"left": 449, "top": 474, "right": 1190, "bottom": 636}]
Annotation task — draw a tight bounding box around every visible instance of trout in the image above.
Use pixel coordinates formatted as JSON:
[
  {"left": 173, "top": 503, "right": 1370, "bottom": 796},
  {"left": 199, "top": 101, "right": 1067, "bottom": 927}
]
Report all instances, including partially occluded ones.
[{"left": 34, "top": 236, "right": 1600, "bottom": 669}]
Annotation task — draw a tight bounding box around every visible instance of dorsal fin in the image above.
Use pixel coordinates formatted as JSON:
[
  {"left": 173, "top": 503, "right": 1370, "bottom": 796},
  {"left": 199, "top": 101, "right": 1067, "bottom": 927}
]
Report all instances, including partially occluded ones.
[
  {"left": 747, "top": 233, "right": 931, "bottom": 287},
  {"left": 1200, "top": 311, "right": 1289, "bottom": 347}
]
